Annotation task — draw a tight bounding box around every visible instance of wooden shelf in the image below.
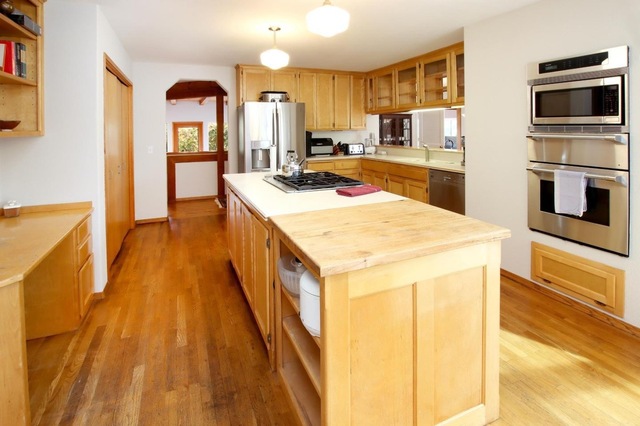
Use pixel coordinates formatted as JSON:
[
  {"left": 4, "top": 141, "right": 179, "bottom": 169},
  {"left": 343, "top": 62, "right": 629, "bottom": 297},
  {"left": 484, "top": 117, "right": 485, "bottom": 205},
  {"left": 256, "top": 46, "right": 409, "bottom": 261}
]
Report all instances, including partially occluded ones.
[
  {"left": 279, "top": 345, "right": 321, "bottom": 425},
  {"left": 282, "top": 286, "right": 300, "bottom": 314},
  {"left": 0, "top": 13, "right": 37, "bottom": 40},
  {"left": 0, "top": 70, "right": 37, "bottom": 86},
  {"left": 283, "top": 316, "right": 321, "bottom": 394}
]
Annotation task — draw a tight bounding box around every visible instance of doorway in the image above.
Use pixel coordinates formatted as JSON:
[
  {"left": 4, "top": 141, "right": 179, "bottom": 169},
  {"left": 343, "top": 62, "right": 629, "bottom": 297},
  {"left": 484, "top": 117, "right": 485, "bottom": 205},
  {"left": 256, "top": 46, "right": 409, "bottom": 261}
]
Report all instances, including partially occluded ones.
[
  {"left": 104, "top": 55, "right": 135, "bottom": 271},
  {"left": 165, "top": 81, "right": 229, "bottom": 205}
]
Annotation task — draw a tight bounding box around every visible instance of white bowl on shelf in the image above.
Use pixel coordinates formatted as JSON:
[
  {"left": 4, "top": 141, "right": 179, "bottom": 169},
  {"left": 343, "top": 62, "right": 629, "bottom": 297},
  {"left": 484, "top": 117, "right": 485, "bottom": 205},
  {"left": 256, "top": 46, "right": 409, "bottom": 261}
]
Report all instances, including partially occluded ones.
[{"left": 277, "top": 254, "right": 306, "bottom": 295}]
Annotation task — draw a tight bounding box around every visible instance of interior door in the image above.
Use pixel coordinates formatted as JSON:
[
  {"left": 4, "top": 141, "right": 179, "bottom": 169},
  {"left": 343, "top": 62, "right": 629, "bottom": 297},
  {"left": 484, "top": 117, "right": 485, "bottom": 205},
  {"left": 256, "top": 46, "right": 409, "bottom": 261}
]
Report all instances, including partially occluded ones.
[{"left": 105, "top": 65, "right": 133, "bottom": 269}]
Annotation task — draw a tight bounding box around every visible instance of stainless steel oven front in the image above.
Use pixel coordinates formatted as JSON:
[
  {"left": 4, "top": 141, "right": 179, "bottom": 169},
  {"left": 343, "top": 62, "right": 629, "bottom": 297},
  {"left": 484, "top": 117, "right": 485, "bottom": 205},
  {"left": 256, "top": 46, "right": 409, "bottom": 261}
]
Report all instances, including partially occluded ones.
[{"left": 527, "top": 133, "right": 629, "bottom": 256}]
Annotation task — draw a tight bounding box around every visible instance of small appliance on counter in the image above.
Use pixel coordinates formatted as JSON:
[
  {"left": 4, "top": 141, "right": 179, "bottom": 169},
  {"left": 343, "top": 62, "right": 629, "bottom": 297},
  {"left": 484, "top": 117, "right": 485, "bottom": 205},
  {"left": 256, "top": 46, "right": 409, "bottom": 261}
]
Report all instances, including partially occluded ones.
[
  {"left": 347, "top": 143, "right": 364, "bottom": 155},
  {"left": 307, "top": 137, "right": 333, "bottom": 157}
]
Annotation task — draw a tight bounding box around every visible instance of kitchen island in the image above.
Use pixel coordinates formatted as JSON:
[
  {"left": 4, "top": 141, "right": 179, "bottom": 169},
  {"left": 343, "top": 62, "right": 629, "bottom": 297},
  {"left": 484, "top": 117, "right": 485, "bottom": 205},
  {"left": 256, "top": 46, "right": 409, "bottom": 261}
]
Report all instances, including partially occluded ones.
[{"left": 224, "top": 172, "right": 509, "bottom": 425}]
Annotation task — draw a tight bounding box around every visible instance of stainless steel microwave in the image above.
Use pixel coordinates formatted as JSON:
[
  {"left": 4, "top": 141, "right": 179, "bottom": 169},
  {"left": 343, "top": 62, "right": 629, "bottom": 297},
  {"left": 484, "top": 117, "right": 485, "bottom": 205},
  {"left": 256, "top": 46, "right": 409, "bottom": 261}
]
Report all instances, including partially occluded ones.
[{"left": 527, "top": 46, "right": 628, "bottom": 131}]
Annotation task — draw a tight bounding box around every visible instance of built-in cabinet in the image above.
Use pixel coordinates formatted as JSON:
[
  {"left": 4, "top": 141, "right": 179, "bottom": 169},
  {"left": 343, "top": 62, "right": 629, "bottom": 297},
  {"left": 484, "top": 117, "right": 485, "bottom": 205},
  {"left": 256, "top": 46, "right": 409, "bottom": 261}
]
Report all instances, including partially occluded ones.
[
  {"left": 235, "top": 65, "right": 366, "bottom": 131},
  {"left": 227, "top": 189, "right": 274, "bottom": 363},
  {"left": 361, "top": 159, "right": 429, "bottom": 203},
  {"left": 365, "top": 42, "right": 464, "bottom": 114},
  {"left": 0, "top": 0, "right": 45, "bottom": 137},
  {"left": 306, "top": 158, "right": 360, "bottom": 180}
]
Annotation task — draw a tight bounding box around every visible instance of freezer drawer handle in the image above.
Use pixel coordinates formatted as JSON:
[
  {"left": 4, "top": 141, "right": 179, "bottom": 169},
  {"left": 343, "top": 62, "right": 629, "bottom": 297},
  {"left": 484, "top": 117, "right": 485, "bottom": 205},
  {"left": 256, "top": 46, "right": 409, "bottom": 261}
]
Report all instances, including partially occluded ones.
[{"left": 526, "top": 166, "right": 628, "bottom": 186}]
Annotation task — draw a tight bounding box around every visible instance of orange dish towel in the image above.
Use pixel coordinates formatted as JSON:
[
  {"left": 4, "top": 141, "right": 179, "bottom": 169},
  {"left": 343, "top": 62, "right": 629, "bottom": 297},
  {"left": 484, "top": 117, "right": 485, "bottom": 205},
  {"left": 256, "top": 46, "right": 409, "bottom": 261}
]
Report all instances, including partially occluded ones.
[{"left": 336, "top": 185, "right": 382, "bottom": 197}]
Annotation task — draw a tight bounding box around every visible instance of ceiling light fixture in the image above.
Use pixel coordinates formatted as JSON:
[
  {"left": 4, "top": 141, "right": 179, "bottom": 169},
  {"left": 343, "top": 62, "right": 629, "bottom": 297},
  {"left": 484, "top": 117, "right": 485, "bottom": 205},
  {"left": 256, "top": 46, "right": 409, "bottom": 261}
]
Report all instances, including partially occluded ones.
[
  {"left": 306, "top": 0, "right": 350, "bottom": 38},
  {"left": 260, "top": 26, "right": 289, "bottom": 70}
]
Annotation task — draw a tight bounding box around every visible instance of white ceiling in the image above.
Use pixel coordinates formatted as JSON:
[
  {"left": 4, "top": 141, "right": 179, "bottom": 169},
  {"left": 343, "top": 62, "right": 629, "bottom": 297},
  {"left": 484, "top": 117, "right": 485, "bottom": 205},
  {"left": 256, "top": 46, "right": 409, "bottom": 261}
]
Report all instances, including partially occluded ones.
[{"left": 88, "top": 0, "right": 542, "bottom": 72}]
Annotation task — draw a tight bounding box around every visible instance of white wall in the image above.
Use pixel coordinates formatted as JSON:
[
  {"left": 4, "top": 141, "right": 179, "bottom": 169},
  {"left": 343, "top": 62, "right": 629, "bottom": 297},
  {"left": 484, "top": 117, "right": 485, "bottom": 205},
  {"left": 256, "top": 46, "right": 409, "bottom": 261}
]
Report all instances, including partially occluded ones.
[
  {"left": 132, "top": 63, "right": 236, "bottom": 219},
  {"left": 0, "top": 1, "right": 132, "bottom": 294},
  {"left": 465, "top": 0, "right": 640, "bottom": 326}
]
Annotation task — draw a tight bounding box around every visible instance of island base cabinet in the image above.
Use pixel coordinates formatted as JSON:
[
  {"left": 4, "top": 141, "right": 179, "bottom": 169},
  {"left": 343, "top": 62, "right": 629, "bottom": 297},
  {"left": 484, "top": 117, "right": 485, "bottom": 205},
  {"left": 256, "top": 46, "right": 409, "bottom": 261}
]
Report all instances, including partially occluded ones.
[{"left": 275, "top": 233, "right": 501, "bottom": 425}]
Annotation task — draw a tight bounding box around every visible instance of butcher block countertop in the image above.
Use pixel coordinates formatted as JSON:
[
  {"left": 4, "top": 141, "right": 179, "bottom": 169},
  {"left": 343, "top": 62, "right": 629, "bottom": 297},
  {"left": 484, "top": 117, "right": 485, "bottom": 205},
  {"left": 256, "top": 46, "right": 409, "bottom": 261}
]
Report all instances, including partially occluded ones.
[
  {"left": 269, "top": 199, "right": 510, "bottom": 277},
  {"left": 0, "top": 203, "right": 93, "bottom": 288}
]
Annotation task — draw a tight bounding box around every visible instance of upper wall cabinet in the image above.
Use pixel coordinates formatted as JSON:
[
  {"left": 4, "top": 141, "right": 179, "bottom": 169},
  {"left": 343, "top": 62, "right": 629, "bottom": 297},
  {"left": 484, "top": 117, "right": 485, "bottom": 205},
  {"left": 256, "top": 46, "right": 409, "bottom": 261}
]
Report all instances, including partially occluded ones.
[
  {"left": 0, "top": 0, "right": 45, "bottom": 138},
  {"left": 366, "top": 42, "right": 464, "bottom": 114},
  {"left": 235, "top": 65, "right": 366, "bottom": 131}
]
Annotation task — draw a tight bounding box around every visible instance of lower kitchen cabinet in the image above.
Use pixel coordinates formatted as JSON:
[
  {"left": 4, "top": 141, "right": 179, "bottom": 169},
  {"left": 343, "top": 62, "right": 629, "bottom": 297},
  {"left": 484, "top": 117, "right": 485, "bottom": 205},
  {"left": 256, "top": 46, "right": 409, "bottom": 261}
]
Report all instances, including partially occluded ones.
[
  {"left": 227, "top": 188, "right": 274, "bottom": 364},
  {"left": 307, "top": 158, "right": 361, "bottom": 180},
  {"left": 361, "top": 159, "right": 429, "bottom": 203}
]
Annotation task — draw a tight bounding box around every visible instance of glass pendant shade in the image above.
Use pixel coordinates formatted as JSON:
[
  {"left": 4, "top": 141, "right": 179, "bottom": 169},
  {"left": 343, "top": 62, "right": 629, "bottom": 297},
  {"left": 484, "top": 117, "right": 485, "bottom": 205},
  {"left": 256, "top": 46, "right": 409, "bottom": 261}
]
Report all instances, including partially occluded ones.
[
  {"left": 260, "top": 48, "right": 289, "bottom": 70},
  {"left": 260, "top": 27, "right": 289, "bottom": 70},
  {"left": 306, "top": 0, "right": 350, "bottom": 37}
]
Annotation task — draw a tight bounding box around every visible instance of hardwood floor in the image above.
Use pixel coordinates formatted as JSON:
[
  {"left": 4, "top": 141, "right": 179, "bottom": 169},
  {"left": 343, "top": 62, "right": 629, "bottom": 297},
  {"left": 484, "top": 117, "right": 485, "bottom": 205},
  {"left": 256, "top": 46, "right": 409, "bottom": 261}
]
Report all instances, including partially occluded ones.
[{"left": 26, "top": 199, "right": 640, "bottom": 425}]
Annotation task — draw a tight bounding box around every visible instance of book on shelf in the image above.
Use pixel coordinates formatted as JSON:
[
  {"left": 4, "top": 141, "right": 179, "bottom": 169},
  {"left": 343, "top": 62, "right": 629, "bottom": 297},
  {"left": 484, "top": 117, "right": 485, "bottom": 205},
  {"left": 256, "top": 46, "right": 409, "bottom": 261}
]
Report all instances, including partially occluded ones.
[
  {"left": 0, "top": 40, "right": 15, "bottom": 75},
  {"left": 0, "top": 41, "right": 27, "bottom": 78}
]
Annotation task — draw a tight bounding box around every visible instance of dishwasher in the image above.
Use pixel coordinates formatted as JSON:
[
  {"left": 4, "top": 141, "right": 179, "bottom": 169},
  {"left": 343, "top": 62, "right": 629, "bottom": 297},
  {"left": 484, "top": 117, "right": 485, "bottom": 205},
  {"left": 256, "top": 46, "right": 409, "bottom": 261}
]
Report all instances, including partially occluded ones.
[{"left": 429, "top": 169, "right": 465, "bottom": 214}]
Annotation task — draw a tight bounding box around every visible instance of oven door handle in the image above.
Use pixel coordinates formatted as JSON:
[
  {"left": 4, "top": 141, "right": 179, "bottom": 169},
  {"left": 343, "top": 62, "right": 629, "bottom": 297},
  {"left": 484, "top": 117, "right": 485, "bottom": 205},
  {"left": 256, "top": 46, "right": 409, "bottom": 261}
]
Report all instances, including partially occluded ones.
[
  {"left": 526, "top": 166, "right": 628, "bottom": 186},
  {"left": 526, "top": 134, "right": 628, "bottom": 144}
]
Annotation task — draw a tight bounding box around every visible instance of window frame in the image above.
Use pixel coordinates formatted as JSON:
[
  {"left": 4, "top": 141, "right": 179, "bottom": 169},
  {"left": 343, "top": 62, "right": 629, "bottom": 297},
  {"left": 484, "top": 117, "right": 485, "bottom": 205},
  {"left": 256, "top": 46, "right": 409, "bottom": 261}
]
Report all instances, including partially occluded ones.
[{"left": 172, "top": 121, "right": 204, "bottom": 153}]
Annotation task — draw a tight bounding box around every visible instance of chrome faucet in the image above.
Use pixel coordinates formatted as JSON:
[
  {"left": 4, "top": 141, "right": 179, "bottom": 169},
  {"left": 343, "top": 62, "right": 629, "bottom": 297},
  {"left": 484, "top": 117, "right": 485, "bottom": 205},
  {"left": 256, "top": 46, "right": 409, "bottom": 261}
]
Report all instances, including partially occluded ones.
[{"left": 424, "top": 144, "right": 430, "bottom": 162}]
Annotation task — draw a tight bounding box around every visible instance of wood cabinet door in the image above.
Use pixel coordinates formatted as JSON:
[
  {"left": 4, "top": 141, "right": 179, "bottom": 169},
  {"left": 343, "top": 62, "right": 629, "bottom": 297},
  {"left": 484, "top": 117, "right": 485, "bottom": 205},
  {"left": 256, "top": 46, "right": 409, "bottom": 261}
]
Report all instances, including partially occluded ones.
[
  {"left": 78, "top": 254, "right": 94, "bottom": 317},
  {"left": 316, "top": 73, "right": 335, "bottom": 130},
  {"left": 242, "top": 204, "right": 254, "bottom": 305},
  {"left": 406, "top": 179, "right": 428, "bottom": 203},
  {"left": 396, "top": 61, "right": 420, "bottom": 110},
  {"left": 387, "top": 174, "right": 405, "bottom": 196},
  {"left": 298, "top": 72, "right": 317, "bottom": 129},
  {"left": 351, "top": 75, "right": 366, "bottom": 129},
  {"left": 241, "top": 67, "right": 271, "bottom": 103},
  {"left": 420, "top": 51, "right": 451, "bottom": 106},
  {"left": 252, "top": 215, "right": 271, "bottom": 348},
  {"left": 334, "top": 74, "right": 351, "bottom": 130},
  {"left": 451, "top": 47, "right": 465, "bottom": 105},
  {"left": 272, "top": 70, "right": 299, "bottom": 102}
]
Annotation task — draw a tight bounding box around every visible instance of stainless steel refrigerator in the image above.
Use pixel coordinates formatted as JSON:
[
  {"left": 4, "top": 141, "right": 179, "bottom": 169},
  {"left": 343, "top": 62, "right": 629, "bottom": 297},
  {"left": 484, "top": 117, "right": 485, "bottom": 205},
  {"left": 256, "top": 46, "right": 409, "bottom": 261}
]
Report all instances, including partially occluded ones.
[{"left": 237, "top": 101, "right": 306, "bottom": 173}]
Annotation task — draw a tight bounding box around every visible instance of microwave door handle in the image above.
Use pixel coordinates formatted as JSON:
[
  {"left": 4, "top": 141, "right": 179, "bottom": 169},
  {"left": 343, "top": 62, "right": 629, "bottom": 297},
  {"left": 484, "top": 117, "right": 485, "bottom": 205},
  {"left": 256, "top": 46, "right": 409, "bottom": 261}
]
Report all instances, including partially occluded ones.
[
  {"left": 526, "top": 134, "right": 628, "bottom": 144},
  {"left": 526, "top": 166, "right": 628, "bottom": 186}
]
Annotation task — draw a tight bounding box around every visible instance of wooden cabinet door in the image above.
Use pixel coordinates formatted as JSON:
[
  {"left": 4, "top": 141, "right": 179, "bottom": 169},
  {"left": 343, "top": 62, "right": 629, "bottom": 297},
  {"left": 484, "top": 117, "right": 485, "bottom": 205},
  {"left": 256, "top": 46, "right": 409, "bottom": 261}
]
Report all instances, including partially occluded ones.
[
  {"left": 451, "top": 47, "right": 465, "bottom": 105},
  {"left": 387, "top": 174, "right": 405, "bottom": 196},
  {"left": 351, "top": 75, "right": 366, "bottom": 129},
  {"left": 334, "top": 74, "right": 351, "bottom": 130},
  {"left": 396, "top": 61, "right": 420, "bottom": 110},
  {"left": 406, "top": 179, "right": 428, "bottom": 203},
  {"left": 272, "top": 70, "right": 299, "bottom": 102},
  {"left": 298, "top": 72, "right": 317, "bottom": 130},
  {"left": 240, "top": 66, "right": 271, "bottom": 103},
  {"left": 316, "top": 73, "right": 335, "bottom": 130},
  {"left": 78, "top": 255, "right": 94, "bottom": 317},
  {"left": 252, "top": 215, "right": 271, "bottom": 348},
  {"left": 420, "top": 52, "right": 451, "bottom": 106},
  {"left": 375, "top": 68, "right": 395, "bottom": 111},
  {"left": 242, "top": 204, "right": 254, "bottom": 305}
]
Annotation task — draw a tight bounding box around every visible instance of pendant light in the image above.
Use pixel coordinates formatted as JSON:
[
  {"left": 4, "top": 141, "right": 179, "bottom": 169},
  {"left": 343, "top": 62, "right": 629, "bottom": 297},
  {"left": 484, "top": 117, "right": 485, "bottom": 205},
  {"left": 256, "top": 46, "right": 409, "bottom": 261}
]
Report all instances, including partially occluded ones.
[
  {"left": 260, "top": 26, "right": 289, "bottom": 70},
  {"left": 306, "top": 0, "right": 350, "bottom": 38}
]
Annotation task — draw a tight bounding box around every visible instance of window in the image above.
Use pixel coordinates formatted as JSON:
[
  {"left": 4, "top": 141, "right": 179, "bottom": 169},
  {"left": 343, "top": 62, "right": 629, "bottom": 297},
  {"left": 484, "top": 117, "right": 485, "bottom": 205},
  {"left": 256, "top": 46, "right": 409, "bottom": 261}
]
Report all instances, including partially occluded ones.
[
  {"left": 208, "top": 122, "right": 229, "bottom": 152},
  {"left": 172, "top": 122, "right": 203, "bottom": 152}
]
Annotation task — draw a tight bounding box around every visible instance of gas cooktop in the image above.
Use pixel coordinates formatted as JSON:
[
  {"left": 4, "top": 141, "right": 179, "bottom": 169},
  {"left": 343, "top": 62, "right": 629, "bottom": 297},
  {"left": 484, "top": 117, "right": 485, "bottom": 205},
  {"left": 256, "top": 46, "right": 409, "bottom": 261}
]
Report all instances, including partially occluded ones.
[{"left": 264, "top": 171, "right": 364, "bottom": 193}]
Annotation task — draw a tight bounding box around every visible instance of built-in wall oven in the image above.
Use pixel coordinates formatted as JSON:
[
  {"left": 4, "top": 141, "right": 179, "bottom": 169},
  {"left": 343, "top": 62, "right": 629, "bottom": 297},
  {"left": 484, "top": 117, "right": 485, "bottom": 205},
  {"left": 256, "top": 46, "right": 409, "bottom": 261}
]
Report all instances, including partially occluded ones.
[{"left": 526, "top": 46, "right": 630, "bottom": 256}]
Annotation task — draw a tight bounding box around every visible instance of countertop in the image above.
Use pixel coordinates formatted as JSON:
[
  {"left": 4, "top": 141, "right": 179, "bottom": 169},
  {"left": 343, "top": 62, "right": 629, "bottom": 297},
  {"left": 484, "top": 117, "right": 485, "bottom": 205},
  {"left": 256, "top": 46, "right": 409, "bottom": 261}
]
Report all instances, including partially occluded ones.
[
  {"left": 270, "top": 199, "right": 510, "bottom": 277},
  {"left": 0, "top": 204, "right": 92, "bottom": 288},
  {"left": 306, "top": 153, "right": 466, "bottom": 173},
  {"left": 223, "top": 172, "right": 405, "bottom": 219}
]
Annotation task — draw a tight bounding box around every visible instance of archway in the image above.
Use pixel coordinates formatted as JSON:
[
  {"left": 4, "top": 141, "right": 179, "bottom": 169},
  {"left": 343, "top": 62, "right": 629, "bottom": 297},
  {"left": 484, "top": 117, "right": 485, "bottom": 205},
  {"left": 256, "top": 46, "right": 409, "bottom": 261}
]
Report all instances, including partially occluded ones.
[{"left": 165, "top": 80, "right": 229, "bottom": 205}]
